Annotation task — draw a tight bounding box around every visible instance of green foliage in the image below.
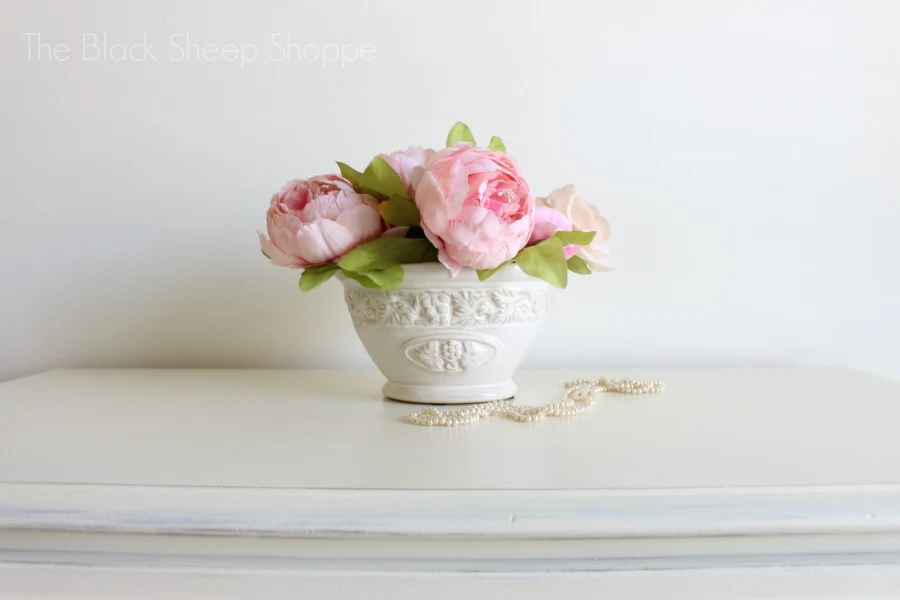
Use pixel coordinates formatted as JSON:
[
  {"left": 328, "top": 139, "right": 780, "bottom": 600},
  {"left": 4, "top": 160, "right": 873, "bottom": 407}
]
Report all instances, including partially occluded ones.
[
  {"left": 566, "top": 255, "right": 592, "bottom": 275},
  {"left": 476, "top": 262, "right": 509, "bottom": 281},
  {"left": 379, "top": 195, "right": 421, "bottom": 227},
  {"left": 515, "top": 237, "right": 568, "bottom": 288},
  {"left": 339, "top": 269, "right": 378, "bottom": 289},
  {"left": 340, "top": 266, "right": 403, "bottom": 290},
  {"left": 553, "top": 230, "right": 596, "bottom": 246},
  {"left": 358, "top": 156, "right": 408, "bottom": 200},
  {"left": 338, "top": 237, "right": 436, "bottom": 273},
  {"left": 446, "top": 121, "right": 476, "bottom": 146},
  {"left": 298, "top": 239, "right": 432, "bottom": 292},
  {"left": 487, "top": 136, "right": 506, "bottom": 152},
  {"left": 298, "top": 264, "right": 339, "bottom": 291},
  {"left": 336, "top": 161, "right": 362, "bottom": 188}
]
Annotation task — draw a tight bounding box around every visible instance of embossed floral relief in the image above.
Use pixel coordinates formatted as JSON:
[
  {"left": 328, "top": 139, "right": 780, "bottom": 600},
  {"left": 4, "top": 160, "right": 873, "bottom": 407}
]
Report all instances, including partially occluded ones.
[
  {"left": 344, "top": 288, "right": 550, "bottom": 328},
  {"left": 404, "top": 339, "right": 496, "bottom": 372}
]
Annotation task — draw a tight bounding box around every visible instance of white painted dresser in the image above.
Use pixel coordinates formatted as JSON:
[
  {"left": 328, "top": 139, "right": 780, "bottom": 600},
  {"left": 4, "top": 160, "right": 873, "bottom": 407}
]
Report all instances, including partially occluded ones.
[{"left": 1, "top": 368, "right": 899, "bottom": 598}]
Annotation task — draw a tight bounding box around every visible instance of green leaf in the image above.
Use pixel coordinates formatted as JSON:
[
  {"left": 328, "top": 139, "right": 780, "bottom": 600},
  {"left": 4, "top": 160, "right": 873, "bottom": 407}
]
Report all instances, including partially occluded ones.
[
  {"left": 476, "top": 262, "right": 509, "bottom": 281},
  {"left": 358, "top": 156, "right": 408, "bottom": 200},
  {"left": 361, "top": 265, "right": 404, "bottom": 289},
  {"left": 340, "top": 266, "right": 404, "bottom": 290},
  {"left": 340, "top": 269, "right": 380, "bottom": 289},
  {"left": 514, "top": 237, "right": 568, "bottom": 289},
  {"left": 446, "top": 121, "right": 476, "bottom": 146},
  {"left": 379, "top": 195, "right": 421, "bottom": 227},
  {"left": 338, "top": 237, "right": 436, "bottom": 272},
  {"left": 487, "top": 136, "right": 506, "bottom": 152},
  {"left": 566, "top": 255, "right": 592, "bottom": 275},
  {"left": 298, "top": 264, "right": 339, "bottom": 291},
  {"left": 336, "top": 161, "right": 362, "bottom": 188},
  {"left": 553, "top": 230, "right": 597, "bottom": 246}
]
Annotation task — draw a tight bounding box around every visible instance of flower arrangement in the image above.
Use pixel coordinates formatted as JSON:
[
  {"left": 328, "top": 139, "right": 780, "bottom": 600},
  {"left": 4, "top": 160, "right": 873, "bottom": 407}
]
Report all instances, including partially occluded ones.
[{"left": 259, "top": 122, "right": 612, "bottom": 291}]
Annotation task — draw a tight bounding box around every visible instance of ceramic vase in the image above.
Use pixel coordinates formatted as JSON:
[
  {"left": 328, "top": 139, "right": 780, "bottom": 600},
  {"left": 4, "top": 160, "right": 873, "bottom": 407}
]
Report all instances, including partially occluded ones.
[{"left": 341, "top": 263, "right": 551, "bottom": 404}]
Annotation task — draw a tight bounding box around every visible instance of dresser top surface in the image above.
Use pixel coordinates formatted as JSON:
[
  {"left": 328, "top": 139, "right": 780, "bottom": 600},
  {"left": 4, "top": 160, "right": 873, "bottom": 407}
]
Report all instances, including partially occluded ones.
[{"left": 1, "top": 367, "right": 898, "bottom": 491}]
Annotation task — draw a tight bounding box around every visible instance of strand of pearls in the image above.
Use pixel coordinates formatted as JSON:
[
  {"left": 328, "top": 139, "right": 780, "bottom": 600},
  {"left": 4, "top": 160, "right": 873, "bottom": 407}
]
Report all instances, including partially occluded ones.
[{"left": 405, "top": 377, "right": 665, "bottom": 427}]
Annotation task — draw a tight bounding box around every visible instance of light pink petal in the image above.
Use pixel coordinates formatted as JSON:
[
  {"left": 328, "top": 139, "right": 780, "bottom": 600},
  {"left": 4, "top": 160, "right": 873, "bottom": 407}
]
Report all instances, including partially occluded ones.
[
  {"left": 300, "top": 191, "right": 363, "bottom": 221},
  {"left": 529, "top": 221, "right": 560, "bottom": 244},
  {"left": 569, "top": 198, "right": 610, "bottom": 240},
  {"left": 382, "top": 226, "right": 411, "bottom": 238},
  {"left": 468, "top": 172, "right": 492, "bottom": 206},
  {"left": 415, "top": 172, "right": 450, "bottom": 236},
  {"left": 276, "top": 180, "right": 311, "bottom": 211},
  {"left": 421, "top": 224, "right": 462, "bottom": 277},
  {"left": 544, "top": 185, "right": 577, "bottom": 216},
  {"left": 591, "top": 215, "right": 612, "bottom": 244},
  {"left": 269, "top": 212, "right": 304, "bottom": 253},
  {"left": 465, "top": 157, "right": 500, "bottom": 174},
  {"left": 294, "top": 219, "right": 356, "bottom": 265},
  {"left": 259, "top": 232, "right": 308, "bottom": 268},
  {"left": 408, "top": 165, "right": 428, "bottom": 192},
  {"left": 444, "top": 206, "right": 518, "bottom": 270},
  {"left": 317, "top": 174, "right": 356, "bottom": 191},
  {"left": 441, "top": 159, "right": 469, "bottom": 219},
  {"left": 335, "top": 204, "right": 384, "bottom": 244},
  {"left": 382, "top": 146, "right": 435, "bottom": 195},
  {"left": 507, "top": 214, "right": 535, "bottom": 246},
  {"left": 579, "top": 244, "right": 614, "bottom": 271},
  {"left": 528, "top": 206, "right": 573, "bottom": 245},
  {"left": 381, "top": 153, "right": 404, "bottom": 181}
]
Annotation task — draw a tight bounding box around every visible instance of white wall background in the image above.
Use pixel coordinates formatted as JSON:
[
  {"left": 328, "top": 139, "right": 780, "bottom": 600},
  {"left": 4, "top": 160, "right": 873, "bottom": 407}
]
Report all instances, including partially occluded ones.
[{"left": 1, "top": 0, "right": 898, "bottom": 382}]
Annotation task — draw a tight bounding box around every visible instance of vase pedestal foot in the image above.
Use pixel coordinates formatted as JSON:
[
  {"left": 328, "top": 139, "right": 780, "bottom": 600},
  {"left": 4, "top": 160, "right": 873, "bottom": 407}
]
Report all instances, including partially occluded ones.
[{"left": 382, "top": 380, "right": 517, "bottom": 405}]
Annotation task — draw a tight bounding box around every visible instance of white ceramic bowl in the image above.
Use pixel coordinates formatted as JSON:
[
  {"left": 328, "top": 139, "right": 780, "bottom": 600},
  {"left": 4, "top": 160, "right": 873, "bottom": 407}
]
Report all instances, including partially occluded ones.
[{"left": 341, "top": 263, "right": 551, "bottom": 404}]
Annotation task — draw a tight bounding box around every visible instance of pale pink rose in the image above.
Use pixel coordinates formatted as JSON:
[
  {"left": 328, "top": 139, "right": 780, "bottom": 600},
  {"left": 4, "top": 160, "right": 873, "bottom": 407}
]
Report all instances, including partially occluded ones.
[
  {"left": 415, "top": 143, "right": 534, "bottom": 275},
  {"left": 529, "top": 206, "right": 579, "bottom": 259},
  {"left": 537, "top": 185, "right": 612, "bottom": 271},
  {"left": 259, "top": 175, "right": 384, "bottom": 268},
  {"left": 381, "top": 145, "right": 434, "bottom": 196}
]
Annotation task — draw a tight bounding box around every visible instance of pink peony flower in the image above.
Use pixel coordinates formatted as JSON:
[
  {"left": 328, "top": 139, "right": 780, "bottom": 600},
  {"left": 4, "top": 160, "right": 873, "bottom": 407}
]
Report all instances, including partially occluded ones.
[
  {"left": 414, "top": 143, "right": 534, "bottom": 275},
  {"left": 537, "top": 185, "right": 612, "bottom": 271},
  {"left": 529, "top": 206, "right": 579, "bottom": 259},
  {"left": 259, "top": 175, "right": 384, "bottom": 268},
  {"left": 381, "top": 145, "right": 434, "bottom": 196}
]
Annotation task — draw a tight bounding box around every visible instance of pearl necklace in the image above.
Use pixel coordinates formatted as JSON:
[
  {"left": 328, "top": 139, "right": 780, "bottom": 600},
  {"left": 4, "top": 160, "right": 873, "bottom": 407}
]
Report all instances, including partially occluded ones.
[{"left": 405, "top": 377, "right": 665, "bottom": 427}]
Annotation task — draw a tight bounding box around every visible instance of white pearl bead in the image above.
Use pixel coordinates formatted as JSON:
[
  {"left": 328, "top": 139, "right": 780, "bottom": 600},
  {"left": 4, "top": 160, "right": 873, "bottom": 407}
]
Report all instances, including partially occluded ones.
[{"left": 406, "top": 375, "right": 663, "bottom": 427}]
